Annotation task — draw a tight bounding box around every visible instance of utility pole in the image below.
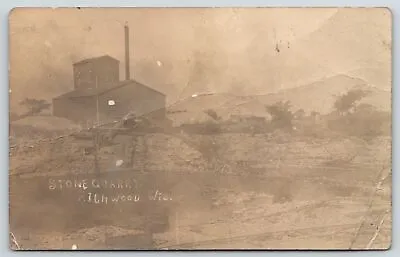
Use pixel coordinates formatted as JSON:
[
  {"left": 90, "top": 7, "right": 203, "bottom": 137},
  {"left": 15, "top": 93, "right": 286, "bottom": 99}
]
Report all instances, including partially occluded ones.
[
  {"left": 96, "top": 76, "right": 100, "bottom": 127},
  {"left": 124, "top": 22, "right": 131, "bottom": 80},
  {"left": 93, "top": 130, "right": 100, "bottom": 175},
  {"left": 94, "top": 76, "right": 100, "bottom": 174}
]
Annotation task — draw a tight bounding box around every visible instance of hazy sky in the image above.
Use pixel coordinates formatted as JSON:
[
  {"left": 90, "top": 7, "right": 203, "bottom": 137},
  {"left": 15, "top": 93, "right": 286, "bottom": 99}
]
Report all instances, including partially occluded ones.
[{"left": 9, "top": 8, "right": 391, "bottom": 113}]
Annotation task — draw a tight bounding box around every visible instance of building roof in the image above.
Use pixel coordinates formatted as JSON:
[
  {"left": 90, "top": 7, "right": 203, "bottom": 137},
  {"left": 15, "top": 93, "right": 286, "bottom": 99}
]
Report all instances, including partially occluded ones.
[
  {"left": 73, "top": 55, "right": 119, "bottom": 66},
  {"left": 53, "top": 80, "right": 166, "bottom": 100}
]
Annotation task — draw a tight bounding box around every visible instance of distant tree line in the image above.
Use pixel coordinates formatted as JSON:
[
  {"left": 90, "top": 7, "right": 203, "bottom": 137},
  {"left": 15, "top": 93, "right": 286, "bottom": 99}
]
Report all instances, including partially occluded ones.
[
  {"left": 328, "top": 89, "right": 390, "bottom": 141},
  {"left": 178, "top": 88, "right": 390, "bottom": 143}
]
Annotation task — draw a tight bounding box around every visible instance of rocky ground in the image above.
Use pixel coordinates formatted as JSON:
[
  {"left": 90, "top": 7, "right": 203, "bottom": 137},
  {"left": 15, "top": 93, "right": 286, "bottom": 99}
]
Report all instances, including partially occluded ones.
[{"left": 9, "top": 131, "right": 391, "bottom": 250}]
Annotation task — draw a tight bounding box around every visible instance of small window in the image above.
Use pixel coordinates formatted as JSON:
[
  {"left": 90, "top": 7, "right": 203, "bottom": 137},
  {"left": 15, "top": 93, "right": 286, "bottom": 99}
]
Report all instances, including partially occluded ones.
[{"left": 108, "top": 100, "right": 116, "bottom": 106}]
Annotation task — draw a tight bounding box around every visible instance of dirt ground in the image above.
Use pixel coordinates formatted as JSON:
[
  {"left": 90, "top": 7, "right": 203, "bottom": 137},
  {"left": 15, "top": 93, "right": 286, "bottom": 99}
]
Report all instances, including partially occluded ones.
[{"left": 9, "top": 133, "right": 391, "bottom": 250}]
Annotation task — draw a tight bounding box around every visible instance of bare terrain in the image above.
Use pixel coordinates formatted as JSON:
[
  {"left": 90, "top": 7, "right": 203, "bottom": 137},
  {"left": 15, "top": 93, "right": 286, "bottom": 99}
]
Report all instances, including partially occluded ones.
[{"left": 9, "top": 125, "right": 391, "bottom": 249}]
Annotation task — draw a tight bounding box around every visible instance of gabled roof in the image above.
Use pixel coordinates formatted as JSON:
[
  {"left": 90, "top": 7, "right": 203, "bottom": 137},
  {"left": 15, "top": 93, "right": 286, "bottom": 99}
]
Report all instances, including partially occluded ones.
[
  {"left": 73, "top": 55, "right": 119, "bottom": 66},
  {"left": 53, "top": 80, "right": 166, "bottom": 100}
]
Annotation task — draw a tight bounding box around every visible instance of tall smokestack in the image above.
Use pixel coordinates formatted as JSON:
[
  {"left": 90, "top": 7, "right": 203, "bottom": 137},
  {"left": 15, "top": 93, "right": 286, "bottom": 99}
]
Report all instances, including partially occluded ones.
[{"left": 124, "top": 22, "right": 130, "bottom": 80}]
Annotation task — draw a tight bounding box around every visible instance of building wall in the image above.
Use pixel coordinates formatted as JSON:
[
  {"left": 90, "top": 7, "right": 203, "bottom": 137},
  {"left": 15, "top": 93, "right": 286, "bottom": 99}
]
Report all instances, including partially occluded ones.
[
  {"left": 53, "top": 82, "right": 166, "bottom": 127},
  {"left": 98, "top": 82, "right": 166, "bottom": 122},
  {"left": 53, "top": 96, "right": 97, "bottom": 126},
  {"left": 73, "top": 57, "right": 119, "bottom": 90},
  {"left": 94, "top": 58, "right": 120, "bottom": 90},
  {"left": 73, "top": 62, "right": 94, "bottom": 90}
]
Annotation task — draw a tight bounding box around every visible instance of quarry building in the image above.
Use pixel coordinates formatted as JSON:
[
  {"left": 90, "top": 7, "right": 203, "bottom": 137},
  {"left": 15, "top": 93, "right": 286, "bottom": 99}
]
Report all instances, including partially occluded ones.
[{"left": 52, "top": 24, "right": 166, "bottom": 126}]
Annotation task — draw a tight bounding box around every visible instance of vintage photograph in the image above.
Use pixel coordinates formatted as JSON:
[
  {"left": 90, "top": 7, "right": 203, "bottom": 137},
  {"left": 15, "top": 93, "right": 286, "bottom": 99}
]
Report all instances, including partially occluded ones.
[{"left": 9, "top": 8, "right": 392, "bottom": 250}]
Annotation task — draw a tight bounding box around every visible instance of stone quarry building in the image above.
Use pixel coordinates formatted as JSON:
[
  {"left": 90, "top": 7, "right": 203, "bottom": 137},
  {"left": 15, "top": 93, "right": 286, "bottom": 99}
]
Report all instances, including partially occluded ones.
[{"left": 52, "top": 24, "right": 166, "bottom": 127}]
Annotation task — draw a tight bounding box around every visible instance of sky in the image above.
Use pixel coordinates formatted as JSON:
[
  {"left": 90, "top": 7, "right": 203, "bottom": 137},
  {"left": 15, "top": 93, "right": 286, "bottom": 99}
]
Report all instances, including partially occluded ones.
[{"left": 9, "top": 8, "right": 392, "bottom": 113}]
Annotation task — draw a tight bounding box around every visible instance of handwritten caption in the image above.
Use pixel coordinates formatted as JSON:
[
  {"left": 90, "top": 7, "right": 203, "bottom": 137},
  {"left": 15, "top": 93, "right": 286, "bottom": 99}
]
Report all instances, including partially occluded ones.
[
  {"left": 48, "top": 178, "right": 137, "bottom": 191},
  {"left": 48, "top": 178, "right": 172, "bottom": 204}
]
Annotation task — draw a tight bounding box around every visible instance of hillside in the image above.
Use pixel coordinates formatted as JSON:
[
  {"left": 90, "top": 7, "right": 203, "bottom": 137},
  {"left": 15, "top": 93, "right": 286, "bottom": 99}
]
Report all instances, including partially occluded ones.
[
  {"left": 10, "top": 116, "right": 81, "bottom": 145},
  {"left": 166, "top": 74, "right": 391, "bottom": 125},
  {"left": 166, "top": 93, "right": 246, "bottom": 125},
  {"left": 251, "top": 74, "right": 391, "bottom": 114},
  {"left": 292, "top": 8, "right": 391, "bottom": 91},
  {"left": 11, "top": 115, "right": 80, "bottom": 131}
]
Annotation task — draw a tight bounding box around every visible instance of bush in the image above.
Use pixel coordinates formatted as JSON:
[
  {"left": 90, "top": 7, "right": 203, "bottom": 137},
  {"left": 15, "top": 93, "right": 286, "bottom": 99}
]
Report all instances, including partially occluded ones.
[
  {"left": 265, "top": 101, "right": 294, "bottom": 131},
  {"left": 328, "top": 104, "right": 390, "bottom": 141},
  {"left": 333, "top": 88, "right": 370, "bottom": 115}
]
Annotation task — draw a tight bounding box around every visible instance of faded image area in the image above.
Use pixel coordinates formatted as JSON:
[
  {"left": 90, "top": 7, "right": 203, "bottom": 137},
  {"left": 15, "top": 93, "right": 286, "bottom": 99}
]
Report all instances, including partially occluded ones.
[{"left": 9, "top": 7, "right": 392, "bottom": 250}]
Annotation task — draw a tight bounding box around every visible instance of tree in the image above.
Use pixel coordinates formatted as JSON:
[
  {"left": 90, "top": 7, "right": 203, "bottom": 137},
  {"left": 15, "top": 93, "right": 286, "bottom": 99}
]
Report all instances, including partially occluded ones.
[
  {"left": 333, "top": 88, "right": 369, "bottom": 115},
  {"left": 265, "top": 101, "right": 294, "bottom": 130},
  {"left": 20, "top": 98, "right": 51, "bottom": 116},
  {"left": 348, "top": 103, "right": 390, "bottom": 141},
  {"left": 328, "top": 101, "right": 390, "bottom": 142}
]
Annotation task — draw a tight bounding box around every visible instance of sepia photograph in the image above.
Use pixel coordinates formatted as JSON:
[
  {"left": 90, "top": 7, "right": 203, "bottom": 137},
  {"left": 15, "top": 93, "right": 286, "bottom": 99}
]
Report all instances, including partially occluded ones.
[{"left": 8, "top": 7, "right": 392, "bottom": 250}]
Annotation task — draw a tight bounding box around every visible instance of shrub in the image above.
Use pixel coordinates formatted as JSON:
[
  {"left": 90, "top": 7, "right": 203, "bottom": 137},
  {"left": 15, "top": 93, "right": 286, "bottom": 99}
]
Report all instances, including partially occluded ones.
[{"left": 265, "top": 101, "right": 294, "bottom": 131}]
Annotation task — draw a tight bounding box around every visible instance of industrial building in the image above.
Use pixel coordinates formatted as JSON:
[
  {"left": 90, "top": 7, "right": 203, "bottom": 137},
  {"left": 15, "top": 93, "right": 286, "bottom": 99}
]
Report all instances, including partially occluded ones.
[{"left": 52, "top": 24, "right": 166, "bottom": 127}]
